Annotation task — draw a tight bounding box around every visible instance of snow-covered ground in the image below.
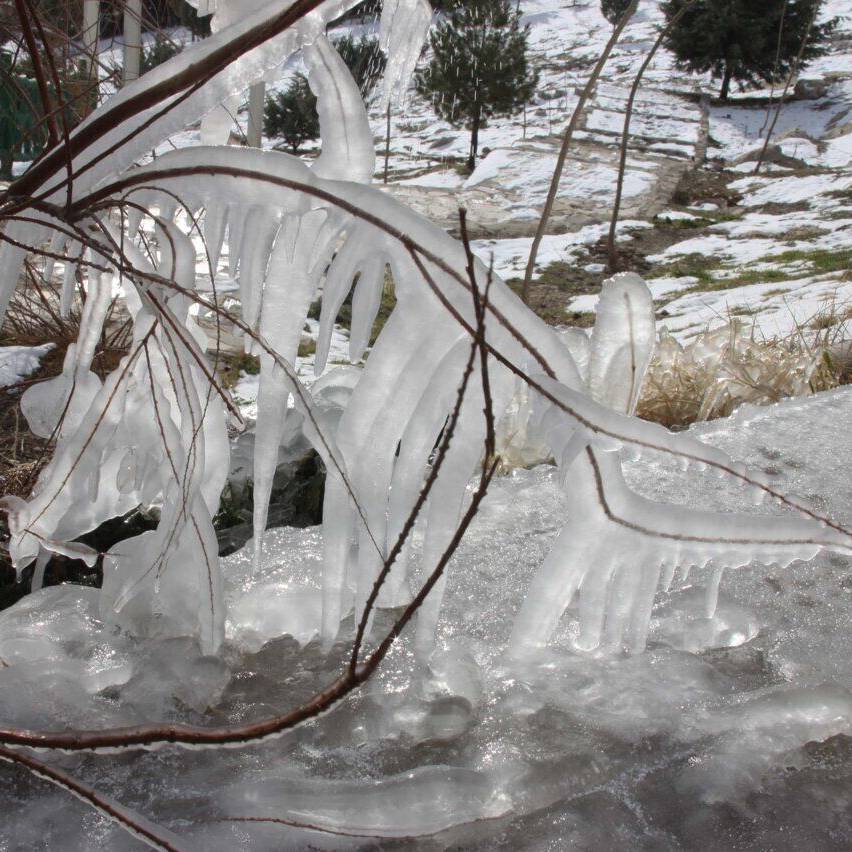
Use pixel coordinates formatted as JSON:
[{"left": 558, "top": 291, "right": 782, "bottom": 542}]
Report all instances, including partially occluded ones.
[
  {"left": 0, "top": 344, "right": 53, "bottom": 389},
  {"left": 1, "top": 386, "right": 849, "bottom": 849}
]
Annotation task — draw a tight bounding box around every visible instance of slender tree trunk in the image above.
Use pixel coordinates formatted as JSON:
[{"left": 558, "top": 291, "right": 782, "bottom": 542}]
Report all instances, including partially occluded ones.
[
  {"left": 0, "top": 149, "right": 13, "bottom": 182},
  {"left": 719, "top": 62, "right": 733, "bottom": 101},
  {"left": 123, "top": 0, "right": 142, "bottom": 86},
  {"left": 82, "top": 1, "right": 100, "bottom": 75},
  {"left": 82, "top": 0, "right": 101, "bottom": 115},
  {"left": 383, "top": 103, "right": 391, "bottom": 184},
  {"left": 467, "top": 108, "right": 481, "bottom": 172},
  {"left": 247, "top": 82, "right": 265, "bottom": 147}
]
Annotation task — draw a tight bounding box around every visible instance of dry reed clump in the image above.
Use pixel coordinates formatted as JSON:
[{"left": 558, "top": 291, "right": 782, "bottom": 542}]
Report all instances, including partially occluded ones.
[
  {"left": 0, "top": 265, "right": 131, "bottom": 500},
  {"left": 637, "top": 320, "right": 845, "bottom": 429}
]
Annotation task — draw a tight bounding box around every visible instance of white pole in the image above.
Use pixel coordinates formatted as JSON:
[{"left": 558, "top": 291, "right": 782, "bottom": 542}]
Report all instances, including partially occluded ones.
[
  {"left": 247, "top": 81, "right": 265, "bottom": 147},
  {"left": 123, "top": 0, "right": 142, "bottom": 85},
  {"left": 82, "top": 0, "right": 100, "bottom": 76}
]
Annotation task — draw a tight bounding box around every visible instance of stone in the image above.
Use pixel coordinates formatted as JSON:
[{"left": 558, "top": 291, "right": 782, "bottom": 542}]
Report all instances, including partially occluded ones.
[{"left": 793, "top": 78, "right": 828, "bottom": 100}]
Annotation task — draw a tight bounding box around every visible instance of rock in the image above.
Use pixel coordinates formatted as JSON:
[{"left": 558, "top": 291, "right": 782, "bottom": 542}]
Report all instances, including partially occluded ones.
[
  {"left": 794, "top": 78, "right": 828, "bottom": 100},
  {"left": 733, "top": 143, "right": 806, "bottom": 170},
  {"left": 216, "top": 444, "right": 326, "bottom": 556}
]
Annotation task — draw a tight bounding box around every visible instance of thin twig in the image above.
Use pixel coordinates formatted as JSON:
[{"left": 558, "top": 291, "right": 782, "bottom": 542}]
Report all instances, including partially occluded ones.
[
  {"left": 754, "top": 2, "right": 818, "bottom": 175},
  {"left": 606, "top": 0, "right": 700, "bottom": 272},
  {"left": 520, "top": 0, "right": 638, "bottom": 302}
]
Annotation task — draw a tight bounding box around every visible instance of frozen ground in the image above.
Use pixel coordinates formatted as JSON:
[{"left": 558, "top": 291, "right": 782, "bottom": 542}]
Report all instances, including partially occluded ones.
[{"left": 0, "top": 387, "right": 850, "bottom": 849}]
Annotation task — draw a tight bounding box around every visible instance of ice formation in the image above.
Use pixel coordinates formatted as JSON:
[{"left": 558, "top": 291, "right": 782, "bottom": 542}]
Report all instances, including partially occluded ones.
[
  {"left": 0, "top": 0, "right": 850, "bottom": 667},
  {"left": 0, "top": 0, "right": 851, "bottom": 844}
]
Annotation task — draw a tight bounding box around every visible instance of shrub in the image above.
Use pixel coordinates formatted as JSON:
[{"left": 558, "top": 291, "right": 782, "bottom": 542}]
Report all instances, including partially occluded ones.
[
  {"left": 415, "top": 0, "right": 538, "bottom": 171},
  {"left": 264, "top": 74, "right": 320, "bottom": 153},
  {"left": 662, "top": 0, "right": 838, "bottom": 101},
  {"left": 600, "top": 0, "right": 633, "bottom": 24},
  {"left": 140, "top": 36, "right": 183, "bottom": 75}
]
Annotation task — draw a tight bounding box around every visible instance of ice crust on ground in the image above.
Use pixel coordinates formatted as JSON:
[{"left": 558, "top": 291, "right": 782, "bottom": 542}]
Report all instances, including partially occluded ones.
[{"left": 0, "top": 387, "right": 850, "bottom": 849}]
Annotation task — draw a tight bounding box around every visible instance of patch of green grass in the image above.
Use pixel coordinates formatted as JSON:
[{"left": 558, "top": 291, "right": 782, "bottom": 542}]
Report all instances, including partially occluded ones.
[
  {"left": 646, "top": 253, "right": 718, "bottom": 285},
  {"left": 654, "top": 216, "right": 711, "bottom": 231},
  {"left": 216, "top": 351, "right": 260, "bottom": 389},
  {"left": 297, "top": 337, "right": 317, "bottom": 358},
  {"left": 726, "top": 267, "right": 791, "bottom": 287},
  {"left": 673, "top": 247, "right": 850, "bottom": 297},
  {"left": 768, "top": 247, "right": 850, "bottom": 276}
]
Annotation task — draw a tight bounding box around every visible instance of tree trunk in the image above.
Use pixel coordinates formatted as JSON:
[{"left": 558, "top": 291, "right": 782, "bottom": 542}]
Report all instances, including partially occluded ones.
[
  {"left": 247, "top": 82, "right": 265, "bottom": 147},
  {"left": 719, "top": 62, "right": 733, "bottom": 101},
  {"left": 123, "top": 0, "right": 142, "bottom": 86},
  {"left": 467, "top": 109, "right": 481, "bottom": 173},
  {"left": 383, "top": 103, "right": 391, "bottom": 184},
  {"left": 0, "top": 148, "right": 13, "bottom": 182}
]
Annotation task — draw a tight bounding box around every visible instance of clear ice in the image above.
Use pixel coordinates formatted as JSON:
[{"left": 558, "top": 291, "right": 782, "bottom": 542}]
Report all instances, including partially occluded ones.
[{"left": 0, "top": 0, "right": 850, "bottom": 846}]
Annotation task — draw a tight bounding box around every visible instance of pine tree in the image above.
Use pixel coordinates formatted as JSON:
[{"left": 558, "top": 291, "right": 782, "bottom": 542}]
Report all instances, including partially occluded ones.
[
  {"left": 600, "top": 0, "right": 633, "bottom": 24},
  {"left": 662, "top": 0, "right": 837, "bottom": 101},
  {"left": 264, "top": 75, "right": 319, "bottom": 153},
  {"left": 415, "top": 0, "right": 539, "bottom": 171}
]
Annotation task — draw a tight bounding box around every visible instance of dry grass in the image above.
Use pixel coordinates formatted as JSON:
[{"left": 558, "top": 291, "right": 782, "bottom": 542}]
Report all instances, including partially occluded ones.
[{"left": 638, "top": 316, "right": 847, "bottom": 429}]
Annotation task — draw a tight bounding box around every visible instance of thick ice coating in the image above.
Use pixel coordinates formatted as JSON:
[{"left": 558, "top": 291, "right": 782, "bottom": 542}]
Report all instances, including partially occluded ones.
[{"left": 1, "top": 0, "right": 850, "bottom": 785}]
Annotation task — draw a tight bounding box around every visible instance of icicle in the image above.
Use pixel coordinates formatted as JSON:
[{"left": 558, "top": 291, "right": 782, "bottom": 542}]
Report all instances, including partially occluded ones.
[
  {"left": 60, "top": 241, "right": 80, "bottom": 317},
  {"left": 705, "top": 563, "right": 726, "bottom": 618},
  {"left": 320, "top": 471, "right": 357, "bottom": 648},
  {"left": 237, "top": 206, "right": 280, "bottom": 332},
  {"left": 251, "top": 361, "right": 291, "bottom": 572},
  {"left": 251, "top": 211, "right": 329, "bottom": 565},
  {"left": 306, "top": 34, "right": 376, "bottom": 185},
  {"left": 42, "top": 230, "right": 66, "bottom": 284},
  {"left": 202, "top": 203, "right": 229, "bottom": 275},
  {"left": 315, "top": 230, "right": 366, "bottom": 373},
  {"left": 227, "top": 212, "right": 245, "bottom": 279},
  {"left": 30, "top": 550, "right": 51, "bottom": 593},
  {"left": 379, "top": 0, "right": 433, "bottom": 110},
  {"left": 348, "top": 255, "right": 387, "bottom": 362},
  {"left": 509, "top": 443, "right": 850, "bottom": 658}
]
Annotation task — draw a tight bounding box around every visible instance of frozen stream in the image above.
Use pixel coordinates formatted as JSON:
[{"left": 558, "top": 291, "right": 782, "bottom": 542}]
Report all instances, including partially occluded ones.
[{"left": 0, "top": 388, "right": 850, "bottom": 849}]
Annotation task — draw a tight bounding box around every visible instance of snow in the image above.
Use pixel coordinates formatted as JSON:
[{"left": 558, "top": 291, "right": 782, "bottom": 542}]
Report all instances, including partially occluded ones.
[
  {"left": 471, "top": 219, "right": 651, "bottom": 280},
  {"left": 464, "top": 146, "right": 657, "bottom": 205},
  {"left": 396, "top": 168, "right": 464, "bottom": 188},
  {"left": 0, "top": 344, "right": 53, "bottom": 389}
]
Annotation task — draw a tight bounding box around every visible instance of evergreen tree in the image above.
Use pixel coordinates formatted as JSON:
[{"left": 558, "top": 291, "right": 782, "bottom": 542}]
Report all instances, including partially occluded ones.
[
  {"left": 329, "top": 35, "right": 388, "bottom": 98},
  {"left": 600, "top": 0, "right": 633, "bottom": 24},
  {"left": 415, "top": 0, "right": 539, "bottom": 171},
  {"left": 264, "top": 75, "right": 319, "bottom": 153},
  {"left": 662, "top": 0, "right": 837, "bottom": 101},
  {"left": 141, "top": 37, "right": 184, "bottom": 76}
]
